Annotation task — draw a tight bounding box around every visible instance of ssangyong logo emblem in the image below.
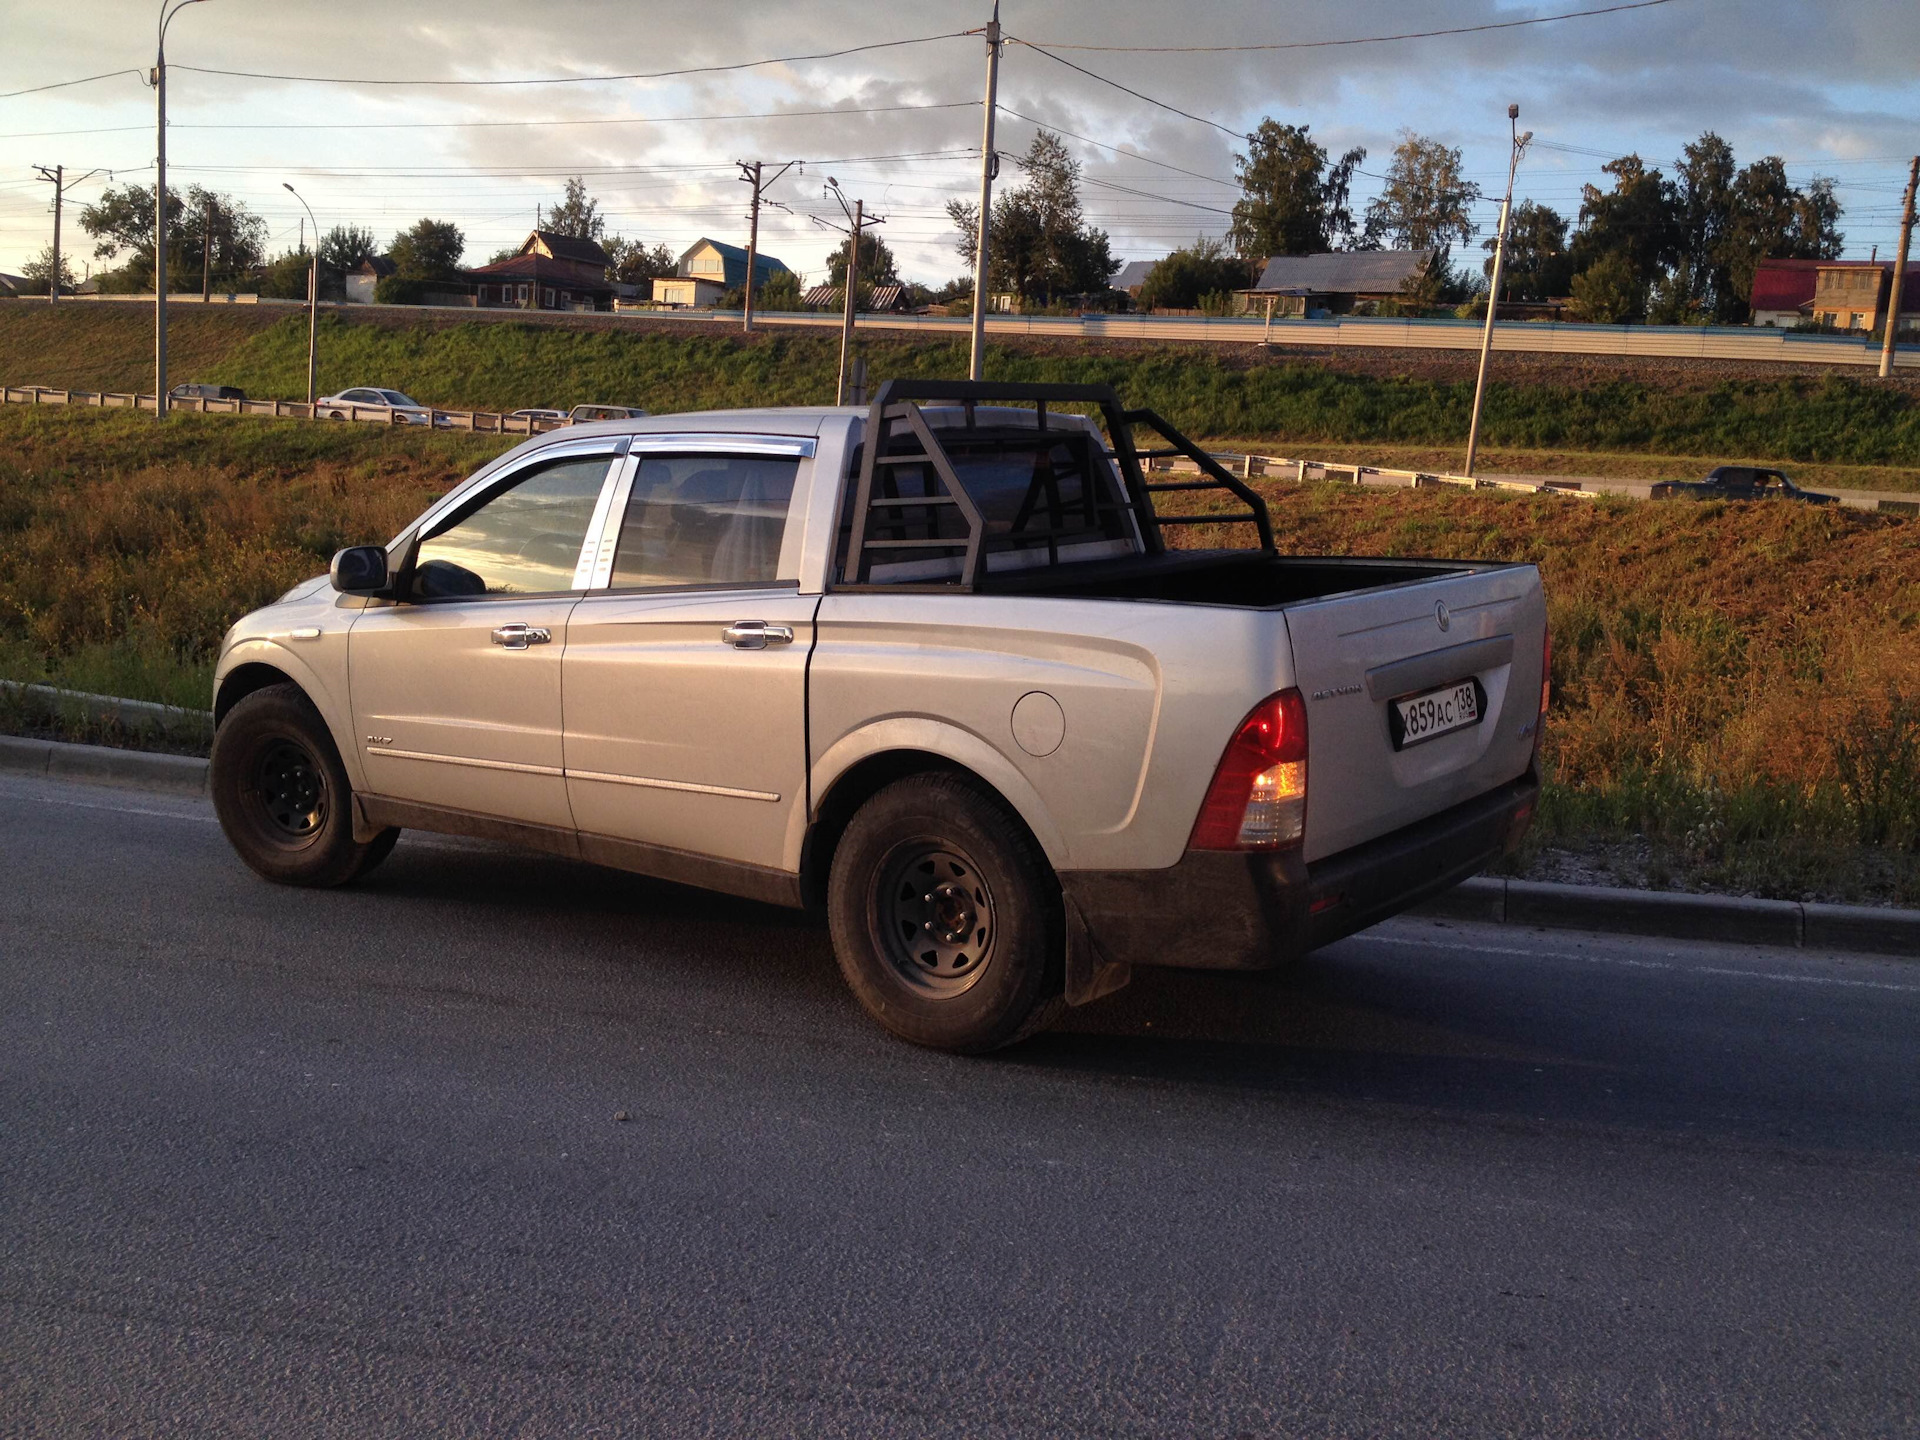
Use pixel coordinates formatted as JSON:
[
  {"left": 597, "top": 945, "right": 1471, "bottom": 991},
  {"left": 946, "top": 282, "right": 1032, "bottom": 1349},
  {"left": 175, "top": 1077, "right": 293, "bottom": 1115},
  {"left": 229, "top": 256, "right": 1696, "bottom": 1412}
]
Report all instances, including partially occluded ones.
[{"left": 1435, "top": 600, "right": 1452, "bottom": 632}]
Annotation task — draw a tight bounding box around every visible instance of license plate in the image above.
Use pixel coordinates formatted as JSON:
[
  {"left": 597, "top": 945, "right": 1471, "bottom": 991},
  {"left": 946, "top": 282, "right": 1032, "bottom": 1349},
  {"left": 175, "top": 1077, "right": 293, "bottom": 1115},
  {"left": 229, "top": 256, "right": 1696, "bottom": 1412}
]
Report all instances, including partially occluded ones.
[{"left": 1389, "top": 680, "right": 1483, "bottom": 750}]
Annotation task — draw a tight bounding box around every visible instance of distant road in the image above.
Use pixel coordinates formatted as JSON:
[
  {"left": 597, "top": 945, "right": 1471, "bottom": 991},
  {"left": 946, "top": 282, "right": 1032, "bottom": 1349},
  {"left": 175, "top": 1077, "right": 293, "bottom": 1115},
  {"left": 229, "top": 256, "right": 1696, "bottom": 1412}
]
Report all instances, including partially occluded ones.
[
  {"left": 3, "top": 768, "right": 1918, "bottom": 1438},
  {"left": 33, "top": 293, "right": 1920, "bottom": 370}
]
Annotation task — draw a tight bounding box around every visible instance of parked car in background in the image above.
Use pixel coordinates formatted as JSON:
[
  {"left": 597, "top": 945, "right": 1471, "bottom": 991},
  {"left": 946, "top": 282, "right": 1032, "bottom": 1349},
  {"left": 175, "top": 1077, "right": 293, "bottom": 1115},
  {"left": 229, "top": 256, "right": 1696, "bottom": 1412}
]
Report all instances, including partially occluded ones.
[
  {"left": 207, "top": 379, "right": 1547, "bottom": 1054},
  {"left": 568, "top": 403, "right": 649, "bottom": 424},
  {"left": 508, "top": 408, "right": 568, "bottom": 422},
  {"left": 316, "top": 388, "right": 439, "bottom": 426},
  {"left": 1651, "top": 466, "right": 1835, "bottom": 504},
  {"left": 170, "top": 383, "right": 248, "bottom": 403}
]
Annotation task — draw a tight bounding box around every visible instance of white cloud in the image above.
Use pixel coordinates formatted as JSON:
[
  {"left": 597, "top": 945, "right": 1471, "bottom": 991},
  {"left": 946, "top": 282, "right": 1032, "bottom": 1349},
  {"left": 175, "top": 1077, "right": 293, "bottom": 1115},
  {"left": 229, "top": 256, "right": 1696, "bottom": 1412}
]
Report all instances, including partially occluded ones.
[{"left": 2, "top": 1, "right": 1916, "bottom": 277}]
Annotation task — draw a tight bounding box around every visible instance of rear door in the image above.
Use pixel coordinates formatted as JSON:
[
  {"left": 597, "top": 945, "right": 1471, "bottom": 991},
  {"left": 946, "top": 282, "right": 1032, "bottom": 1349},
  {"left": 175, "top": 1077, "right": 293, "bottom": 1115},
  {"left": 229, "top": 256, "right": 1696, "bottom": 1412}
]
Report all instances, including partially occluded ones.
[
  {"left": 561, "top": 435, "right": 816, "bottom": 871},
  {"left": 1281, "top": 566, "right": 1546, "bottom": 862},
  {"left": 348, "top": 441, "right": 626, "bottom": 830}
]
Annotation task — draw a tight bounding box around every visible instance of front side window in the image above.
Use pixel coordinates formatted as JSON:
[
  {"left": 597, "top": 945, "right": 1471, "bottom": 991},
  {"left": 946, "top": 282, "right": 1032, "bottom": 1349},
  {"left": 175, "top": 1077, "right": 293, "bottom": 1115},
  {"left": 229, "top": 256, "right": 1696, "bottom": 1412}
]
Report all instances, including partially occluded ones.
[
  {"left": 609, "top": 454, "right": 799, "bottom": 589},
  {"left": 410, "top": 454, "right": 613, "bottom": 599}
]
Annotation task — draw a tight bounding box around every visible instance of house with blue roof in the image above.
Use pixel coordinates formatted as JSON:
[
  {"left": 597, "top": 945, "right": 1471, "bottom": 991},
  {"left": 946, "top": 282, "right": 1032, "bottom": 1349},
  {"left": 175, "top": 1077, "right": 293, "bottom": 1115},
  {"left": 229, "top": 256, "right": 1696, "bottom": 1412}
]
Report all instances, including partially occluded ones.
[{"left": 651, "top": 237, "right": 791, "bottom": 308}]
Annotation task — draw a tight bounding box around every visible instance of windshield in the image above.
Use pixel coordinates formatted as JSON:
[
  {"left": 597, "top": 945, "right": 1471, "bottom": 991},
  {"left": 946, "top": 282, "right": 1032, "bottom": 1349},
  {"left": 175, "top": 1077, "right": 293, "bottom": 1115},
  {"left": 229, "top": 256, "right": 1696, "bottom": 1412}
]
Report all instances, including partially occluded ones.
[{"left": 380, "top": 390, "right": 419, "bottom": 407}]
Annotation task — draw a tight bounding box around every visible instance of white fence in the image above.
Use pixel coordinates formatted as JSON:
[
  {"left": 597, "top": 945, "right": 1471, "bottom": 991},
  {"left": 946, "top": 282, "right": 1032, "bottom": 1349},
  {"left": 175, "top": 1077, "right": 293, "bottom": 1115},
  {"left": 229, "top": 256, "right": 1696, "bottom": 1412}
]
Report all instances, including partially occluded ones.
[{"left": 0, "top": 384, "right": 567, "bottom": 435}]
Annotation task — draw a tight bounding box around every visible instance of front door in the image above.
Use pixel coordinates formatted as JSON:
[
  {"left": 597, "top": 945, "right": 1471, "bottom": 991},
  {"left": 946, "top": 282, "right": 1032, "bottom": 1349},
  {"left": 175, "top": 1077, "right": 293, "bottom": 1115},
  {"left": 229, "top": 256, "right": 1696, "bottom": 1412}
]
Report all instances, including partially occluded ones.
[
  {"left": 562, "top": 442, "right": 814, "bottom": 870},
  {"left": 350, "top": 448, "right": 621, "bottom": 830}
]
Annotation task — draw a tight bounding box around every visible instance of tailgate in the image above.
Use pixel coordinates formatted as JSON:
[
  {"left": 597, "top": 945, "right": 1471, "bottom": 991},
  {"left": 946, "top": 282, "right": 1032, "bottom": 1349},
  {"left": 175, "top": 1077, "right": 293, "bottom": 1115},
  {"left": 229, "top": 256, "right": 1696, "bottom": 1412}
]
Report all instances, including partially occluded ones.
[{"left": 1283, "top": 564, "right": 1545, "bottom": 862}]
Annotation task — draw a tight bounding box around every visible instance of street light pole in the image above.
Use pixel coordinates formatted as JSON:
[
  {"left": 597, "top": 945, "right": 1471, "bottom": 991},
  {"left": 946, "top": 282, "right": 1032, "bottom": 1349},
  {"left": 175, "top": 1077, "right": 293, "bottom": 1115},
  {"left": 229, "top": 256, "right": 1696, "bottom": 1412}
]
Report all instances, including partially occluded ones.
[
  {"left": 1465, "top": 104, "right": 1531, "bottom": 478},
  {"left": 967, "top": 2, "right": 1002, "bottom": 381},
  {"left": 284, "top": 183, "right": 319, "bottom": 406},
  {"left": 154, "top": 0, "right": 209, "bottom": 417}
]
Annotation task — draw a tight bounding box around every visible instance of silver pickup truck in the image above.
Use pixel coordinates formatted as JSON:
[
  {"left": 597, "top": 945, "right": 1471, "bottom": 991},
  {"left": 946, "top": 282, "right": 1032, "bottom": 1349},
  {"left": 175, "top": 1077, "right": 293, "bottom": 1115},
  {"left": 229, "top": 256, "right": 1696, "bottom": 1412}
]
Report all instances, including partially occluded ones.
[{"left": 211, "top": 380, "right": 1547, "bottom": 1052}]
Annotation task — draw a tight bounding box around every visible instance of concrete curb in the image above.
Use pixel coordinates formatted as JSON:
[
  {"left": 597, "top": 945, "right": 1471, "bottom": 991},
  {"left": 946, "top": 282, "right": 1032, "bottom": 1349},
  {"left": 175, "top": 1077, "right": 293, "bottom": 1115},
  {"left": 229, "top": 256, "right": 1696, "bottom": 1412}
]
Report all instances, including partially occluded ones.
[
  {"left": 1416, "top": 876, "right": 1919, "bottom": 961},
  {"left": 0, "top": 733, "right": 209, "bottom": 796},
  {"left": 0, "top": 678, "right": 213, "bottom": 732},
  {"left": 5, "top": 729, "right": 1916, "bottom": 961}
]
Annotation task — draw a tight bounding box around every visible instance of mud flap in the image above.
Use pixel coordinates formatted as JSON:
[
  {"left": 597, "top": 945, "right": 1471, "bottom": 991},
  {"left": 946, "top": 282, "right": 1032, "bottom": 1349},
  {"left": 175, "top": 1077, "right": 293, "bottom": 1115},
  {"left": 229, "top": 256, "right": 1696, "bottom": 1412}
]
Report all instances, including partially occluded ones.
[{"left": 1063, "top": 891, "right": 1133, "bottom": 1006}]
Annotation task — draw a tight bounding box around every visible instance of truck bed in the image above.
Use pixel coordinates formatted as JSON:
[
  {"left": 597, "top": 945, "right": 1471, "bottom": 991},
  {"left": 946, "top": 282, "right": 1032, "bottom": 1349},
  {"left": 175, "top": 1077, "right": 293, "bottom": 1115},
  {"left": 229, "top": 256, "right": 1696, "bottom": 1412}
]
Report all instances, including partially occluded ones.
[{"left": 981, "top": 549, "right": 1490, "bottom": 608}]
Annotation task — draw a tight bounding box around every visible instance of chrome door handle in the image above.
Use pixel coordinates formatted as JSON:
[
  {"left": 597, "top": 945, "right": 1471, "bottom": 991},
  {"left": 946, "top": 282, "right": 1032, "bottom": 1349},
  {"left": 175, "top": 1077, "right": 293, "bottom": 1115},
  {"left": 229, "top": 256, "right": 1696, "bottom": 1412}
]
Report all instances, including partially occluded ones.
[
  {"left": 490, "top": 623, "right": 552, "bottom": 649},
  {"left": 722, "top": 621, "right": 795, "bottom": 650}
]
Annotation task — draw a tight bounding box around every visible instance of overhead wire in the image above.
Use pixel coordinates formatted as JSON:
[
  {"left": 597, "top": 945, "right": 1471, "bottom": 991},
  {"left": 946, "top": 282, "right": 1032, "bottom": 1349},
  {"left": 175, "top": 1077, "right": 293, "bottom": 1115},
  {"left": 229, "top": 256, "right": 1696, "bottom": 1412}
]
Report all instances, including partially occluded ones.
[
  {"left": 170, "top": 30, "right": 975, "bottom": 88},
  {"left": 1012, "top": 0, "right": 1687, "bottom": 52},
  {"left": 1006, "top": 39, "right": 1249, "bottom": 141},
  {"left": 0, "top": 100, "right": 979, "bottom": 141},
  {"left": 0, "top": 69, "right": 145, "bottom": 101}
]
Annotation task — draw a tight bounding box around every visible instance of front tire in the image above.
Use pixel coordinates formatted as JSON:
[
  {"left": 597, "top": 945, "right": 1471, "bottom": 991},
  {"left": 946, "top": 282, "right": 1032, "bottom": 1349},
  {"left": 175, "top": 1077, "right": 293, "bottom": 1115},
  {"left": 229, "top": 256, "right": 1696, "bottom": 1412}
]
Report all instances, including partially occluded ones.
[
  {"left": 828, "top": 774, "right": 1064, "bottom": 1053},
  {"left": 211, "top": 683, "right": 398, "bottom": 887}
]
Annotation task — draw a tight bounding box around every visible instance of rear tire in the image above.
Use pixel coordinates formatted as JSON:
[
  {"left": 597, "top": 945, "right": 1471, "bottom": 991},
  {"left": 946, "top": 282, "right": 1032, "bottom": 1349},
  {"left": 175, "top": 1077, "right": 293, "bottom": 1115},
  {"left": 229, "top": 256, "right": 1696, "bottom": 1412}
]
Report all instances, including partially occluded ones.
[
  {"left": 211, "top": 683, "right": 398, "bottom": 887},
  {"left": 828, "top": 774, "right": 1064, "bottom": 1053}
]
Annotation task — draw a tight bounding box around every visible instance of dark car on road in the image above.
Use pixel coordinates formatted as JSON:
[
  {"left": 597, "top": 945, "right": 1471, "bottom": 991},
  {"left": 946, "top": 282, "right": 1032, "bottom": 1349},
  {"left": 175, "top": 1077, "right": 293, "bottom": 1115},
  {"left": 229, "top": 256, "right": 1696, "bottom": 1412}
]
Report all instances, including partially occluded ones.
[
  {"left": 169, "top": 383, "right": 248, "bottom": 402},
  {"left": 1651, "top": 466, "right": 1835, "bottom": 504}
]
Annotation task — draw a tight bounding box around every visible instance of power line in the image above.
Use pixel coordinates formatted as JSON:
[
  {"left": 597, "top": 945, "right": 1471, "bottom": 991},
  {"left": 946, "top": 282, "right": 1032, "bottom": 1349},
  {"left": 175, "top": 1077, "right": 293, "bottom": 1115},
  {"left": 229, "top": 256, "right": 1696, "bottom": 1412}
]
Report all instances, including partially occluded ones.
[
  {"left": 1013, "top": 0, "right": 1687, "bottom": 52},
  {"left": 0, "top": 68, "right": 144, "bottom": 101},
  {"left": 0, "top": 100, "right": 980, "bottom": 142},
  {"left": 1008, "top": 39, "right": 1249, "bottom": 141},
  {"left": 172, "top": 31, "right": 973, "bottom": 88},
  {"left": 995, "top": 106, "right": 1239, "bottom": 187}
]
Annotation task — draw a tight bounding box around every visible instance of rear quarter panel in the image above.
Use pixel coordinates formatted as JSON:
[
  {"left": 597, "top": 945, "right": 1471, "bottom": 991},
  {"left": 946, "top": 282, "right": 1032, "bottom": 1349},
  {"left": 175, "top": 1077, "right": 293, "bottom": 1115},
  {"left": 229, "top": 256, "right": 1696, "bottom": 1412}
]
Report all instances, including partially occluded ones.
[{"left": 809, "top": 593, "right": 1291, "bottom": 870}]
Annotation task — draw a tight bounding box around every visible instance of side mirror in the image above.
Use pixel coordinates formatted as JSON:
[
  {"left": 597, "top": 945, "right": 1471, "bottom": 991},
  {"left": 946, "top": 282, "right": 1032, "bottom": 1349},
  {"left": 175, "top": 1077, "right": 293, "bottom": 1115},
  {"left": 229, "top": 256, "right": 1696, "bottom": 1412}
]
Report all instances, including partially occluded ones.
[{"left": 330, "top": 545, "right": 392, "bottom": 596}]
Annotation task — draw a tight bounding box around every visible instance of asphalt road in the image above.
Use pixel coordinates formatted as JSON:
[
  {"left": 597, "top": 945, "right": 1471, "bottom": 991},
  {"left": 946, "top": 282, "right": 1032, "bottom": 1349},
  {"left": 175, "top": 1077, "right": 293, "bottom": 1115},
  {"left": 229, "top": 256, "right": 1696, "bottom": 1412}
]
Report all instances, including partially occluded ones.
[{"left": 3, "top": 770, "right": 1917, "bottom": 1439}]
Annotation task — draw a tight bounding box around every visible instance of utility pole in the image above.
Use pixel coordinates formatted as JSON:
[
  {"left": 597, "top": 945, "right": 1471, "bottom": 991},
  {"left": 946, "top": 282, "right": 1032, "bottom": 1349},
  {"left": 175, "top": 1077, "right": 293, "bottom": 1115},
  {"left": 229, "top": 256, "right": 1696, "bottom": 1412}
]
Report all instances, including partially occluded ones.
[
  {"left": 839, "top": 199, "right": 864, "bottom": 405},
  {"left": 738, "top": 158, "right": 797, "bottom": 333},
  {"left": 153, "top": 0, "right": 210, "bottom": 416},
  {"left": 824, "top": 179, "right": 882, "bottom": 405},
  {"left": 200, "top": 193, "right": 213, "bottom": 301},
  {"left": 1880, "top": 155, "right": 1918, "bottom": 380},
  {"left": 1465, "top": 104, "right": 1531, "bottom": 478},
  {"left": 968, "top": 2, "right": 1002, "bottom": 381},
  {"left": 284, "top": 182, "right": 319, "bottom": 405},
  {"left": 32, "top": 164, "right": 99, "bottom": 303}
]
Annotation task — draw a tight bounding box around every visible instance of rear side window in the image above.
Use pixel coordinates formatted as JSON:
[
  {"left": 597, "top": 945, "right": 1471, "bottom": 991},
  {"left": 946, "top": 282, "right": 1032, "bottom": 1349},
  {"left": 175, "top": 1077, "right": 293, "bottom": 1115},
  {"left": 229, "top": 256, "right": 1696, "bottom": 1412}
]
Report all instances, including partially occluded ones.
[
  {"left": 410, "top": 454, "right": 612, "bottom": 598},
  {"left": 609, "top": 454, "right": 799, "bottom": 589}
]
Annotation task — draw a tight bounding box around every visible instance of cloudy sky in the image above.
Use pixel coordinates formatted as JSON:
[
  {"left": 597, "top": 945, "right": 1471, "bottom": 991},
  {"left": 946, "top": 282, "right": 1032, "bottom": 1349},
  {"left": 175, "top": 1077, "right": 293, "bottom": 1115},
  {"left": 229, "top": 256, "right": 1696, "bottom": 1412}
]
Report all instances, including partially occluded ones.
[{"left": 2, "top": 0, "right": 1916, "bottom": 286}]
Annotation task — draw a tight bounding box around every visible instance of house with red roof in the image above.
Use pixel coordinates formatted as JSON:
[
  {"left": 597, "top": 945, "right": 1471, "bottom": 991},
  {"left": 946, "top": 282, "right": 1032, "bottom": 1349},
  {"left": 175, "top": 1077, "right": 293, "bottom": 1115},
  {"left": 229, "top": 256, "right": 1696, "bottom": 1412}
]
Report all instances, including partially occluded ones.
[
  {"left": 1750, "top": 256, "right": 1919, "bottom": 334},
  {"left": 1748, "top": 257, "right": 1824, "bottom": 326},
  {"left": 465, "top": 229, "right": 615, "bottom": 312}
]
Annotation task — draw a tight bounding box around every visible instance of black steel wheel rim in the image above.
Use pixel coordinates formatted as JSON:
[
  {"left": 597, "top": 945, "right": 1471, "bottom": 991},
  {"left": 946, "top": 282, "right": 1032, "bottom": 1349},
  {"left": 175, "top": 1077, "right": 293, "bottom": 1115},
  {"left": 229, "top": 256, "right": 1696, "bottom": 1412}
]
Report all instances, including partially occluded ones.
[
  {"left": 251, "top": 737, "right": 328, "bottom": 842},
  {"left": 876, "top": 844, "right": 996, "bottom": 998}
]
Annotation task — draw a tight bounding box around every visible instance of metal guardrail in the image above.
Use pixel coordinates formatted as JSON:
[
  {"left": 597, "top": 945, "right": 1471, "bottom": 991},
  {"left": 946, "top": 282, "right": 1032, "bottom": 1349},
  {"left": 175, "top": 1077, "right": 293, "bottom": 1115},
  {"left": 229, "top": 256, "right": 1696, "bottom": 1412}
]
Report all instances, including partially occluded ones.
[
  {"left": 0, "top": 383, "right": 569, "bottom": 435},
  {"left": 1143, "top": 450, "right": 1597, "bottom": 498}
]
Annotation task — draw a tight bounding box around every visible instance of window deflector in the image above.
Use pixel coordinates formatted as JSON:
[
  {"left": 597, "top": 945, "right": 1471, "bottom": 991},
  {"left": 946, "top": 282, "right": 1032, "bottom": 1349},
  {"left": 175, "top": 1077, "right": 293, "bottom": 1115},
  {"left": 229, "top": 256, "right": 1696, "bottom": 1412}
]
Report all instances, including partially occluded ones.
[
  {"left": 404, "top": 448, "right": 626, "bottom": 601},
  {"left": 409, "top": 435, "right": 630, "bottom": 547}
]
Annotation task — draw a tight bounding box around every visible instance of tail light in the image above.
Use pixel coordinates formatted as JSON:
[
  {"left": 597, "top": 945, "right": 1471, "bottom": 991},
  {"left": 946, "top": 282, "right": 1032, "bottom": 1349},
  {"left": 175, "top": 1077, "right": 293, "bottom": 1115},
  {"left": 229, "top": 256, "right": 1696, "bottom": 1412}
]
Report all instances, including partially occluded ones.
[{"left": 1190, "top": 689, "right": 1308, "bottom": 851}]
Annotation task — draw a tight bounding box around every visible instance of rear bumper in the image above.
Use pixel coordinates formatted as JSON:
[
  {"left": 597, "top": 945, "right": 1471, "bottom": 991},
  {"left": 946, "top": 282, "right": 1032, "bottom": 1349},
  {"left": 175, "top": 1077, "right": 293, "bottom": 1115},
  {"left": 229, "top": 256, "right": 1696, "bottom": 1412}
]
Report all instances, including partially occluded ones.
[{"left": 1058, "top": 770, "right": 1539, "bottom": 972}]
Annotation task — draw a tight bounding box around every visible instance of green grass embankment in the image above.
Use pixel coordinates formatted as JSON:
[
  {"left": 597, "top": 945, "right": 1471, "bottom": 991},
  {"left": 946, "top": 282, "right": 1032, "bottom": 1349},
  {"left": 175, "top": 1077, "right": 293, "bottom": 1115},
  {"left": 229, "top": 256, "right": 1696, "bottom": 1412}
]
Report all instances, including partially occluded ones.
[{"left": 5, "top": 301, "right": 1920, "bottom": 480}]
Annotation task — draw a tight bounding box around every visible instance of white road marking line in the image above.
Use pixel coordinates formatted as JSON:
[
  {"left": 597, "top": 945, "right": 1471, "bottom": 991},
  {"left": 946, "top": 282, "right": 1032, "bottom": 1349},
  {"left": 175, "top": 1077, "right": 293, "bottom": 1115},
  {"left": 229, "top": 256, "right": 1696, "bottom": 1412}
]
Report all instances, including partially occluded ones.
[
  {"left": 1369, "top": 932, "right": 1920, "bottom": 993},
  {"left": 7, "top": 792, "right": 218, "bottom": 824}
]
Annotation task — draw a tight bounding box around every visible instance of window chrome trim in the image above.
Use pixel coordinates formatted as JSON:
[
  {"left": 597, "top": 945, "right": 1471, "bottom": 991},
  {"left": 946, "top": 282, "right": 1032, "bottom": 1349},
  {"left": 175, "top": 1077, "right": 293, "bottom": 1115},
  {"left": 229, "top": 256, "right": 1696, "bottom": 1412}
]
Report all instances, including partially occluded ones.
[
  {"left": 586, "top": 452, "right": 641, "bottom": 590},
  {"left": 626, "top": 433, "right": 816, "bottom": 459}
]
